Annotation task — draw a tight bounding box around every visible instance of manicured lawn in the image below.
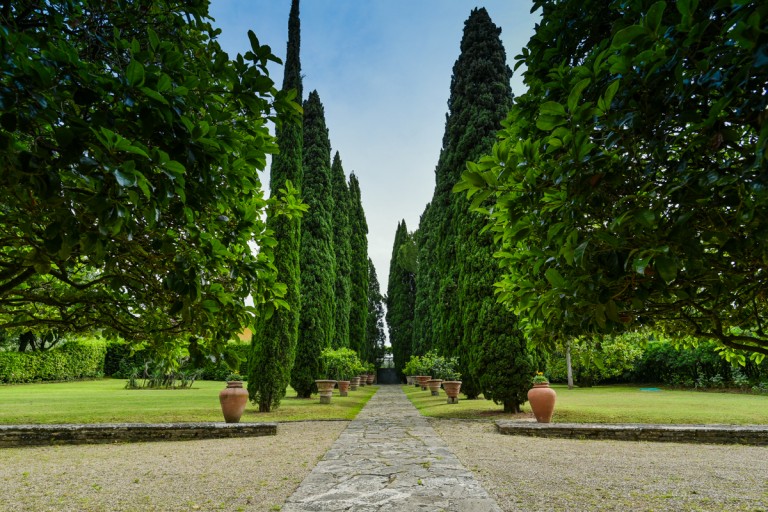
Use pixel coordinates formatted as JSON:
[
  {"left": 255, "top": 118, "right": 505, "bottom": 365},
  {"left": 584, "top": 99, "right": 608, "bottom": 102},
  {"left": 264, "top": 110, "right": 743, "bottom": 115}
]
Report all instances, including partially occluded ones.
[
  {"left": 0, "top": 379, "right": 378, "bottom": 424},
  {"left": 402, "top": 383, "right": 768, "bottom": 425}
]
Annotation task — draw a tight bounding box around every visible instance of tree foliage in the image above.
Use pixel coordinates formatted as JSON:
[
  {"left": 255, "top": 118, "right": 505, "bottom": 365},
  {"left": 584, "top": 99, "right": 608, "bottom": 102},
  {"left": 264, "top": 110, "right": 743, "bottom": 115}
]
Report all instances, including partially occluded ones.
[
  {"left": 331, "top": 151, "right": 352, "bottom": 348},
  {"left": 386, "top": 220, "right": 415, "bottom": 376},
  {"left": 348, "top": 173, "right": 369, "bottom": 361},
  {"left": 0, "top": 1, "right": 299, "bottom": 360},
  {"left": 292, "top": 90, "right": 336, "bottom": 398},
  {"left": 457, "top": 0, "right": 768, "bottom": 358},
  {"left": 248, "top": 0, "right": 304, "bottom": 412},
  {"left": 366, "top": 258, "right": 387, "bottom": 367}
]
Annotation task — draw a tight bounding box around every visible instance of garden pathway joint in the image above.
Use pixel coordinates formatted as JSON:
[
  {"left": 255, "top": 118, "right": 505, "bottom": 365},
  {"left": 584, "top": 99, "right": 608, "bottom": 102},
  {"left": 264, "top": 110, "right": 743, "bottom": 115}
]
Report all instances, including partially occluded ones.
[{"left": 282, "top": 385, "right": 501, "bottom": 512}]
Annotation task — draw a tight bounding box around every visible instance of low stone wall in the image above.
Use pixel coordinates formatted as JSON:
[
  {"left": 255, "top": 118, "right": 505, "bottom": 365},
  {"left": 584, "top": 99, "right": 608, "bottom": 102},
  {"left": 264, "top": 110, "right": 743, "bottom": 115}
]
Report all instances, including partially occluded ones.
[
  {"left": 496, "top": 421, "right": 768, "bottom": 446},
  {"left": 0, "top": 422, "right": 277, "bottom": 448}
]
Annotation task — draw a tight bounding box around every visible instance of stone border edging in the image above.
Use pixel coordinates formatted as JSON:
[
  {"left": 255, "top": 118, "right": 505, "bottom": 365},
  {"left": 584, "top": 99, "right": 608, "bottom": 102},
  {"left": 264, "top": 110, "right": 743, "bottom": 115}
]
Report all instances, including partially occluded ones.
[
  {"left": 496, "top": 421, "right": 768, "bottom": 445},
  {"left": 0, "top": 422, "right": 277, "bottom": 448}
]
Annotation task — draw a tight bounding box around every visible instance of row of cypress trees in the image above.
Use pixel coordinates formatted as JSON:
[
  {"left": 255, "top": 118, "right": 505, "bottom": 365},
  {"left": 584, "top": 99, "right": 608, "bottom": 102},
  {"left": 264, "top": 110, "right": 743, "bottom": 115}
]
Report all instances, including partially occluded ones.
[
  {"left": 386, "top": 8, "right": 534, "bottom": 413},
  {"left": 248, "top": 0, "right": 383, "bottom": 409}
]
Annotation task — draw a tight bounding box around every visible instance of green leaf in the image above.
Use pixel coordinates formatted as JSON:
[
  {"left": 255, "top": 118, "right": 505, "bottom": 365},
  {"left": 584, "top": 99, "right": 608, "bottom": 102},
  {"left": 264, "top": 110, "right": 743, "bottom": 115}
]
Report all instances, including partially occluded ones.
[
  {"left": 126, "top": 60, "right": 145, "bottom": 87},
  {"left": 567, "top": 78, "right": 591, "bottom": 113},
  {"left": 545, "top": 268, "right": 565, "bottom": 288},
  {"left": 540, "top": 101, "right": 567, "bottom": 117},
  {"left": 602, "top": 80, "right": 620, "bottom": 110},
  {"left": 654, "top": 254, "right": 677, "bottom": 284},
  {"left": 148, "top": 28, "right": 160, "bottom": 51},
  {"left": 536, "top": 114, "right": 567, "bottom": 132},
  {"left": 114, "top": 170, "right": 136, "bottom": 187},
  {"left": 645, "top": 1, "right": 667, "bottom": 34},
  {"left": 140, "top": 87, "right": 169, "bottom": 105},
  {"left": 611, "top": 25, "right": 646, "bottom": 48}
]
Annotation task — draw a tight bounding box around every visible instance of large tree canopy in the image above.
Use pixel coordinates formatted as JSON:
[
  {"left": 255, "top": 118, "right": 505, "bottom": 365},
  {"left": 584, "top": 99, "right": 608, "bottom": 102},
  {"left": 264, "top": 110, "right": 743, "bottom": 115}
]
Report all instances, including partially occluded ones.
[
  {"left": 0, "top": 0, "right": 299, "bottom": 357},
  {"left": 457, "top": 0, "right": 768, "bottom": 358}
]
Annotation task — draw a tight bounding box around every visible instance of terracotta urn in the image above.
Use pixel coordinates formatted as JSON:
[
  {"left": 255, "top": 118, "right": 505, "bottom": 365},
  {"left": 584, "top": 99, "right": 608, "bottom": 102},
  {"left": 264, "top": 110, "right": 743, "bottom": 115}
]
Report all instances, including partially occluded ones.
[
  {"left": 366, "top": 374, "right": 375, "bottom": 385},
  {"left": 219, "top": 380, "right": 249, "bottom": 423},
  {"left": 337, "top": 380, "right": 351, "bottom": 397},
  {"left": 427, "top": 379, "right": 443, "bottom": 396},
  {"left": 527, "top": 382, "right": 557, "bottom": 423},
  {"left": 442, "top": 381, "right": 462, "bottom": 404},
  {"left": 315, "top": 379, "right": 337, "bottom": 404},
  {"left": 416, "top": 375, "right": 432, "bottom": 391},
  {"left": 358, "top": 375, "right": 367, "bottom": 387},
  {"left": 350, "top": 376, "right": 361, "bottom": 391}
]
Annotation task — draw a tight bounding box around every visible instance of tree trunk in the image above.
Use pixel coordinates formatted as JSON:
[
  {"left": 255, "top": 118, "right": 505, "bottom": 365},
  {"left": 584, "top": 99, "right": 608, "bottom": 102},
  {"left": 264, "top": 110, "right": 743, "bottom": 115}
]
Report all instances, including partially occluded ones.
[
  {"left": 503, "top": 401, "right": 520, "bottom": 413},
  {"left": 566, "top": 340, "right": 574, "bottom": 390}
]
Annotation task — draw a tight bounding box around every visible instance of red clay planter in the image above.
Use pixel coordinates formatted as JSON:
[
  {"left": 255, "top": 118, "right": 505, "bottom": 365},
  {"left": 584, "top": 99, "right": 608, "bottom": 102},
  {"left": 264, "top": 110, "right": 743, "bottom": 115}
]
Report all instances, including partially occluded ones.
[
  {"left": 338, "top": 380, "right": 351, "bottom": 397},
  {"left": 527, "top": 383, "right": 557, "bottom": 423},
  {"left": 416, "top": 375, "right": 432, "bottom": 391},
  {"left": 219, "top": 381, "right": 248, "bottom": 423},
  {"left": 315, "top": 380, "right": 337, "bottom": 404},
  {"left": 427, "top": 379, "right": 443, "bottom": 396},
  {"left": 442, "top": 381, "right": 462, "bottom": 404}
]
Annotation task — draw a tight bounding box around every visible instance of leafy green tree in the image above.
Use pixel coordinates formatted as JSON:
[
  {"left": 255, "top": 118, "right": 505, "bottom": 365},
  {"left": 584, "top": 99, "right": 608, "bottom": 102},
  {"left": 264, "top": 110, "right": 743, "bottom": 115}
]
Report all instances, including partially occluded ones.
[
  {"left": 457, "top": 0, "right": 768, "bottom": 358},
  {"left": 248, "top": 0, "right": 305, "bottom": 412},
  {"left": 291, "top": 90, "right": 336, "bottom": 398},
  {"left": 547, "top": 333, "right": 646, "bottom": 387},
  {"left": 366, "top": 258, "right": 387, "bottom": 367},
  {"left": 0, "top": 1, "right": 297, "bottom": 361},
  {"left": 386, "top": 220, "right": 416, "bottom": 376},
  {"left": 348, "top": 174, "right": 369, "bottom": 361},
  {"left": 331, "top": 152, "right": 352, "bottom": 348}
]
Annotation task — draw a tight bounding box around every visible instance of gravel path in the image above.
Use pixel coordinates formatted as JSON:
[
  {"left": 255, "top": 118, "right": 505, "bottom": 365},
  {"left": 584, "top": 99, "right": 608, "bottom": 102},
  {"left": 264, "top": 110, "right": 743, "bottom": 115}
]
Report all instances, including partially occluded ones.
[
  {"left": 2, "top": 417, "right": 767, "bottom": 511},
  {"left": 0, "top": 421, "right": 348, "bottom": 512},
  {"left": 433, "top": 418, "right": 768, "bottom": 512}
]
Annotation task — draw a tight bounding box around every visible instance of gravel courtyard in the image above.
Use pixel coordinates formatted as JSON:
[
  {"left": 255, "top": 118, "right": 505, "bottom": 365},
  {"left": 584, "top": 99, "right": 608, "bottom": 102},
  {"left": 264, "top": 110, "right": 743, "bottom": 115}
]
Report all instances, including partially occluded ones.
[{"left": 2, "top": 419, "right": 767, "bottom": 511}]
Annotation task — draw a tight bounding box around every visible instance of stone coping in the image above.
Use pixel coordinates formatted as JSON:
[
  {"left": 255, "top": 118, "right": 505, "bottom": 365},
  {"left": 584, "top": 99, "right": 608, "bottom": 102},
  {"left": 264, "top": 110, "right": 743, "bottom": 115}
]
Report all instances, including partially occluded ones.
[
  {"left": 0, "top": 422, "right": 277, "bottom": 448},
  {"left": 496, "top": 420, "right": 768, "bottom": 446}
]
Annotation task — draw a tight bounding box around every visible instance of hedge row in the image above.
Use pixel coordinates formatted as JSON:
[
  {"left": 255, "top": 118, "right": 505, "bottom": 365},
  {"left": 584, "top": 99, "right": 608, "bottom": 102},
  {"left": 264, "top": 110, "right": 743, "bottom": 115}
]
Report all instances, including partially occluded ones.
[{"left": 0, "top": 340, "right": 106, "bottom": 384}]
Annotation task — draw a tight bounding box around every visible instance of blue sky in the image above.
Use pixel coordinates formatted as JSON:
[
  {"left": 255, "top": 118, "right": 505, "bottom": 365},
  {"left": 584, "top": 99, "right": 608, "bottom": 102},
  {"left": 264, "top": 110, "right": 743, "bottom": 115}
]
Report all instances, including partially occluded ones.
[{"left": 208, "top": 1, "right": 540, "bottom": 294}]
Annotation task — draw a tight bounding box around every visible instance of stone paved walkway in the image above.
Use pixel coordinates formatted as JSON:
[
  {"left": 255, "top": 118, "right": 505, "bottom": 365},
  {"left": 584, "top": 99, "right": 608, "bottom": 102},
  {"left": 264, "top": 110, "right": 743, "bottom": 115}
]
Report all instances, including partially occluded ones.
[{"left": 282, "top": 385, "right": 501, "bottom": 512}]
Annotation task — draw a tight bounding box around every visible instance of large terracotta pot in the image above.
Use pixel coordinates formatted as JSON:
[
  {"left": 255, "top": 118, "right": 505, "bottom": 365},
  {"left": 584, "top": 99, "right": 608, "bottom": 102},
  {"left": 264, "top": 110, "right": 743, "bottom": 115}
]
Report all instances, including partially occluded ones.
[
  {"left": 338, "top": 380, "right": 351, "bottom": 397},
  {"left": 416, "top": 375, "right": 432, "bottom": 391},
  {"left": 350, "top": 376, "right": 361, "bottom": 391},
  {"left": 358, "top": 375, "right": 367, "bottom": 387},
  {"left": 442, "top": 381, "right": 462, "bottom": 404},
  {"left": 366, "top": 374, "right": 375, "bottom": 385},
  {"left": 527, "top": 383, "right": 557, "bottom": 423},
  {"left": 427, "top": 379, "right": 443, "bottom": 397},
  {"left": 315, "top": 380, "right": 337, "bottom": 404},
  {"left": 219, "top": 381, "right": 249, "bottom": 423}
]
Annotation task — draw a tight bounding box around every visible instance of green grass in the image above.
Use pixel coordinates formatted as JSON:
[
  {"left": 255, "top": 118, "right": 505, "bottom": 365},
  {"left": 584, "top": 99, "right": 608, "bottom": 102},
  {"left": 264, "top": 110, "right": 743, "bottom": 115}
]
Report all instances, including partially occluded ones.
[
  {"left": 402, "top": 383, "right": 768, "bottom": 425},
  {"left": 0, "top": 379, "right": 378, "bottom": 424}
]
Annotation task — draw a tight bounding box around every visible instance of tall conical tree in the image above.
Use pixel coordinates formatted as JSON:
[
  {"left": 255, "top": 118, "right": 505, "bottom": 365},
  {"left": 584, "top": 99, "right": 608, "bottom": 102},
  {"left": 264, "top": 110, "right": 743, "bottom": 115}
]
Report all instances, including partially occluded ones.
[
  {"left": 414, "top": 8, "right": 533, "bottom": 405},
  {"left": 248, "top": 0, "right": 303, "bottom": 412},
  {"left": 330, "top": 152, "right": 351, "bottom": 348},
  {"left": 386, "top": 220, "right": 416, "bottom": 377},
  {"left": 291, "top": 90, "right": 336, "bottom": 398},
  {"left": 453, "top": 8, "right": 533, "bottom": 411},
  {"left": 366, "top": 258, "right": 387, "bottom": 367},
  {"left": 348, "top": 173, "right": 369, "bottom": 361},
  {"left": 412, "top": 203, "right": 436, "bottom": 356}
]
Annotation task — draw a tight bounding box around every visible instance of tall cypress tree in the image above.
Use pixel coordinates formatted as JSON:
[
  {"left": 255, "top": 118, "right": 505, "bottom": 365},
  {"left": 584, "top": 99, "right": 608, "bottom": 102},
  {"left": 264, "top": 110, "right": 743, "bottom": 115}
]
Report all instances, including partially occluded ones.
[
  {"left": 330, "top": 152, "right": 351, "bottom": 348},
  {"left": 366, "top": 258, "right": 386, "bottom": 367},
  {"left": 248, "top": 0, "right": 303, "bottom": 412},
  {"left": 347, "top": 173, "right": 369, "bottom": 361},
  {"left": 386, "top": 220, "right": 416, "bottom": 377},
  {"left": 291, "top": 90, "right": 336, "bottom": 398},
  {"left": 453, "top": 8, "right": 533, "bottom": 411},
  {"left": 414, "top": 8, "right": 533, "bottom": 405},
  {"left": 412, "top": 203, "right": 436, "bottom": 356}
]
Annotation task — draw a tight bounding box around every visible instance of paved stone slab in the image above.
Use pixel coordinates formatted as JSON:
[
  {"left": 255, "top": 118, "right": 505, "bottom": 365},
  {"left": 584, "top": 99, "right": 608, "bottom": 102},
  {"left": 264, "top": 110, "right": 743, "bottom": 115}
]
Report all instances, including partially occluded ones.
[
  {"left": 283, "top": 386, "right": 501, "bottom": 512},
  {"left": 496, "top": 420, "right": 768, "bottom": 445}
]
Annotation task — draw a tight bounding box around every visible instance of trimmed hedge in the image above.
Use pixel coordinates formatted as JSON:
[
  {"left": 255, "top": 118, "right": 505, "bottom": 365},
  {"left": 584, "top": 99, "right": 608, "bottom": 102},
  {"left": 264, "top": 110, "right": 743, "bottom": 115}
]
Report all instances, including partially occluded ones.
[{"left": 0, "top": 340, "right": 106, "bottom": 384}]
